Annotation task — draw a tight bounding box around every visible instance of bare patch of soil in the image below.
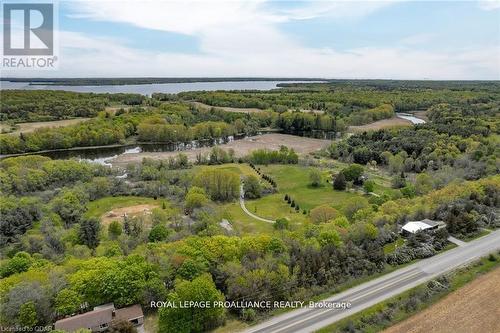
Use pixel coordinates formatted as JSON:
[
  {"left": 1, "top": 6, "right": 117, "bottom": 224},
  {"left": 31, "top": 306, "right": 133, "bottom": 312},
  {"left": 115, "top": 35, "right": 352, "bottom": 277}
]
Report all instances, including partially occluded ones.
[
  {"left": 111, "top": 133, "right": 331, "bottom": 166},
  {"left": 100, "top": 204, "right": 158, "bottom": 226},
  {"left": 383, "top": 267, "right": 500, "bottom": 333},
  {"left": 348, "top": 117, "right": 412, "bottom": 133}
]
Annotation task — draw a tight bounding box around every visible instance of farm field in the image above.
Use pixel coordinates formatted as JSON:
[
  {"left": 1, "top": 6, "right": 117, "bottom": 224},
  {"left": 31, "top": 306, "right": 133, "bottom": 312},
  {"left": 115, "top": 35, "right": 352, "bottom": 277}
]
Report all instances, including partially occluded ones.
[
  {"left": 111, "top": 133, "right": 331, "bottom": 166},
  {"left": 348, "top": 116, "right": 412, "bottom": 132},
  {"left": 191, "top": 101, "right": 264, "bottom": 113},
  {"left": 0, "top": 118, "right": 90, "bottom": 134},
  {"left": 192, "top": 101, "right": 324, "bottom": 114},
  {"left": 383, "top": 267, "right": 500, "bottom": 333}
]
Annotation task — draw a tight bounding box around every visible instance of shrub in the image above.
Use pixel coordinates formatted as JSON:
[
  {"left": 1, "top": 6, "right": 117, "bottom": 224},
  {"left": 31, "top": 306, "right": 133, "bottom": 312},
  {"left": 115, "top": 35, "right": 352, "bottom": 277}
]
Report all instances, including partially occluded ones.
[
  {"left": 274, "top": 218, "right": 290, "bottom": 230},
  {"left": 363, "top": 180, "right": 375, "bottom": 193},
  {"left": 309, "top": 169, "right": 322, "bottom": 187},
  {"left": 341, "top": 164, "right": 364, "bottom": 183},
  {"left": 148, "top": 224, "right": 170, "bottom": 242},
  {"left": 333, "top": 173, "right": 347, "bottom": 190},
  {"left": 243, "top": 175, "right": 262, "bottom": 199},
  {"left": 310, "top": 205, "right": 339, "bottom": 223}
]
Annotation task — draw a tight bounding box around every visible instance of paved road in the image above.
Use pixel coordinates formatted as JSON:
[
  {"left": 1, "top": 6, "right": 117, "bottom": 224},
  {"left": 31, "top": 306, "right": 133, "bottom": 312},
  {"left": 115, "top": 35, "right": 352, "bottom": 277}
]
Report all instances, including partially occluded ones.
[
  {"left": 243, "top": 229, "right": 500, "bottom": 333},
  {"left": 239, "top": 184, "right": 275, "bottom": 223}
]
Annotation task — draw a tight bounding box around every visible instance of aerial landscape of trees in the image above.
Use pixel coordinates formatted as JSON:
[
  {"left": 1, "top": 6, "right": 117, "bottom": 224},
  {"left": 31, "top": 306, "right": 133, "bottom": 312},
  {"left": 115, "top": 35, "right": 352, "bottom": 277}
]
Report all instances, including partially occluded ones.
[{"left": 0, "top": 80, "right": 499, "bottom": 332}]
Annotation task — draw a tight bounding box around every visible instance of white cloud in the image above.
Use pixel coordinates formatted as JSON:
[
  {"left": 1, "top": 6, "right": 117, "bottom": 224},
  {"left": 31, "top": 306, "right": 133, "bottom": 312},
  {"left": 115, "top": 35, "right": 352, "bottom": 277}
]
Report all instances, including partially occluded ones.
[
  {"left": 3, "top": 0, "right": 499, "bottom": 79},
  {"left": 5, "top": 30, "right": 496, "bottom": 80},
  {"left": 275, "top": 0, "right": 396, "bottom": 20},
  {"left": 478, "top": 0, "right": 500, "bottom": 10},
  {"left": 68, "top": 0, "right": 283, "bottom": 35},
  {"left": 400, "top": 33, "right": 437, "bottom": 45}
]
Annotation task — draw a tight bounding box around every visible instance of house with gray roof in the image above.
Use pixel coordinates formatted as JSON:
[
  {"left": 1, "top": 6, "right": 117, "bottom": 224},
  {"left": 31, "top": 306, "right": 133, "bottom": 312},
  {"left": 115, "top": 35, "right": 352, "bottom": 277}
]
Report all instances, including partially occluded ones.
[{"left": 54, "top": 303, "right": 143, "bottom": 332}]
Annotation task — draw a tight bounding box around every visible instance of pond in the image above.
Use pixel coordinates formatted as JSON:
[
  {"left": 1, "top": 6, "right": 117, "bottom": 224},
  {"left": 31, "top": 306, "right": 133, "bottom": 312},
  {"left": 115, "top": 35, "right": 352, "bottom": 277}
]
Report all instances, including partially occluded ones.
[{"left": 31, "top": 136, "right": 239, "bottom": 166}]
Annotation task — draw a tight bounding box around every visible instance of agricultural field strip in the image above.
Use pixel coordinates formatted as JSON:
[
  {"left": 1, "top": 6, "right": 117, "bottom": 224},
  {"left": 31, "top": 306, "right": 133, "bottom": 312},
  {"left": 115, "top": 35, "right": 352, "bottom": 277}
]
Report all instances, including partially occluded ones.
[{"left": 242, "top": 229, "right": 500, "bottom": 333}]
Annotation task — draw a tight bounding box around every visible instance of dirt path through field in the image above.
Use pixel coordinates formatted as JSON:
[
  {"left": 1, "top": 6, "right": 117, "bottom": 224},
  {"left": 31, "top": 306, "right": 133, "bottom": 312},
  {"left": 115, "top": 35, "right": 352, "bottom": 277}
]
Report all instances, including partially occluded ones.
[{"left": 383, "top": 267, "right": 500, "bottom": 333}]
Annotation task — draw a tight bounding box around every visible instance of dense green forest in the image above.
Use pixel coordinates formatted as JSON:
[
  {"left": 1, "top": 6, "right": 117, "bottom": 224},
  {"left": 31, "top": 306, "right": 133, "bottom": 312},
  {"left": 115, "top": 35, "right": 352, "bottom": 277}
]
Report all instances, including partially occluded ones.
[
  {"left": 0, "top": 81, "right": 499, "bottom": 333},
  {"left": 178, "top": 83, "right": 497, "bottom": 112},
  {"left": 2, "top": 81, "right": 499, "bottom": 154},
  {"left": 1, "top": 151, "right": 498, "bottom": 330},
  {"left": 329, "top": 102, "right": 498, "bottom": 179},
  {"left": 0, "top": 90, "right": 145, "bottom": 122}
]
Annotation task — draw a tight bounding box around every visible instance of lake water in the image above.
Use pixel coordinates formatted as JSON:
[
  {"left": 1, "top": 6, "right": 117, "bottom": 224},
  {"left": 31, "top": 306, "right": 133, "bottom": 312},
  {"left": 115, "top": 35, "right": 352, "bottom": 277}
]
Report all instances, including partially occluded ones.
[
  {"left": 0, "top": 80, "right": 316, "bottom": 96},
  {"left": 19, "top": 136, "right": 240, "bottom": 166}
]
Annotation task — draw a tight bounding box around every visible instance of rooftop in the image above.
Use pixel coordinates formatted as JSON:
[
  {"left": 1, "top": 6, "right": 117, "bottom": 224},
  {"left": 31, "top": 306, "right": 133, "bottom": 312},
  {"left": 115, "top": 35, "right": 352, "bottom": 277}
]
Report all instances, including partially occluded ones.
[
  {"left": 54, "top": 304, "right": 144, "bottom": 332},
  {"left": 114, "top": 304, "right": 144, "bottom": 322},
  {"left": 401, "top": 219, "right": 440, "bottom": 233},
  {"left": 54, "top": 308, "right": 112, "bottom": 332}
]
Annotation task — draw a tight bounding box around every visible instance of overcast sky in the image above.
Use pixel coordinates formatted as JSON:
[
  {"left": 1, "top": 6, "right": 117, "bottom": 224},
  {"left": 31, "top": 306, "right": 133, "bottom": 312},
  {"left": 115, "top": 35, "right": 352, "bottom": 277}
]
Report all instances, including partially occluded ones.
[{"left": 2, "top": 0, "right": 500, "bottom": 79}]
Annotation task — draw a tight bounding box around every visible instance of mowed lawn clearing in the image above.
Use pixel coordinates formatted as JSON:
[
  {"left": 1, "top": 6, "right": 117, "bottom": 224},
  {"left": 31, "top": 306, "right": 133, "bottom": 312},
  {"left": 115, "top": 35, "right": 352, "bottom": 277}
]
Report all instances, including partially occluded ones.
[
  {"left": 7, "top": 118, "right": 91, "bottom": 134},
  {"left": 218, "top": 163, "right": 395, "bottom": 234},
  {"left": 192, "top": 163, "right": 256, "bottom": 177},
  {"left": 220, "top": 164, "right": 370, "bottom": 234},
  {"left": 260, "top": 164, "right": 362, "bottom": 211}
]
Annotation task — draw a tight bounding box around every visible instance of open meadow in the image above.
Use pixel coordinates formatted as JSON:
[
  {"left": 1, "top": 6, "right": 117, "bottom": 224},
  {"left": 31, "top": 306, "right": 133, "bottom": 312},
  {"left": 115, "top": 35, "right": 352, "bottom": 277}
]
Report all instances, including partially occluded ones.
[
  {"left": 0, "top": 118, "right": 90, "bottom": 135},
  {"left": 218, "top": 163, "right": 396, "bottom": 234}
]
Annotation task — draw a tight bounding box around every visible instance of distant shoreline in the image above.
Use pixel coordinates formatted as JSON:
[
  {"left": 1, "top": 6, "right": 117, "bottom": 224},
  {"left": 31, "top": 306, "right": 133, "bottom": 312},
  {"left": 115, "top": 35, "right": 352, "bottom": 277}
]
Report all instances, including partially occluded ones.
[{"left": 0, "top": 77, "right": 328, "bottom": 86}]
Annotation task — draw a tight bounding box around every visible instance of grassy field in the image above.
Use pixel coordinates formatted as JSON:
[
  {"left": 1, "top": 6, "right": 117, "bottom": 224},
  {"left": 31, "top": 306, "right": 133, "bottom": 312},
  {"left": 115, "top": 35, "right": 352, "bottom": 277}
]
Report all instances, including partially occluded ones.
[
  {"left": 217, "top": 163, "right": 395, "bottom": 234},
  {"left": 192, "top": 163, "right": 256, "bottom": 177},
  {"left": 260, "top": 164, "right": 362, "bottom": 211},
  {"left": 383, "top": 238, "right": 405, "bottom": 254},
  {"left": 144, "top": 312, "right": 159, "bottom": 333},
  {"left": 316, "top": 254, "right": 500, "bottom": 333},
  {"left": 2, "top": 118, "right": 91, "bottom": 134}
]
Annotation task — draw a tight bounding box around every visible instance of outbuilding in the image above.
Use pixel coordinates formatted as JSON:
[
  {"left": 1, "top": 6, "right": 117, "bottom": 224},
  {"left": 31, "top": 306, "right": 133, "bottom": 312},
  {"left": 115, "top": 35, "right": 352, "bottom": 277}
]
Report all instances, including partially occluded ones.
[{"left": 400, "top": 219, "right": 440, "bottom": 236}]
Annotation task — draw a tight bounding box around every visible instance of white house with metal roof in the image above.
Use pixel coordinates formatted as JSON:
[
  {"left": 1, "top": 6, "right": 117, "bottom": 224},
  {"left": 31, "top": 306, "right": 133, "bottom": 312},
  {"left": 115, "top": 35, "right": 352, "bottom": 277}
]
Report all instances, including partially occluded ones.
[{"left": 400, "top": 219, "right": 442, "bottom": 236}]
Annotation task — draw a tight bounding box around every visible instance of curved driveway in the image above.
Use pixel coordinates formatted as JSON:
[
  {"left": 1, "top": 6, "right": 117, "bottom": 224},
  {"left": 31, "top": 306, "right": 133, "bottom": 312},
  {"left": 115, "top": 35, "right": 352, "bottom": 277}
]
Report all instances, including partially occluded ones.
[{"left": 240, "top": 184, "right": 275, "bottom": 223}]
